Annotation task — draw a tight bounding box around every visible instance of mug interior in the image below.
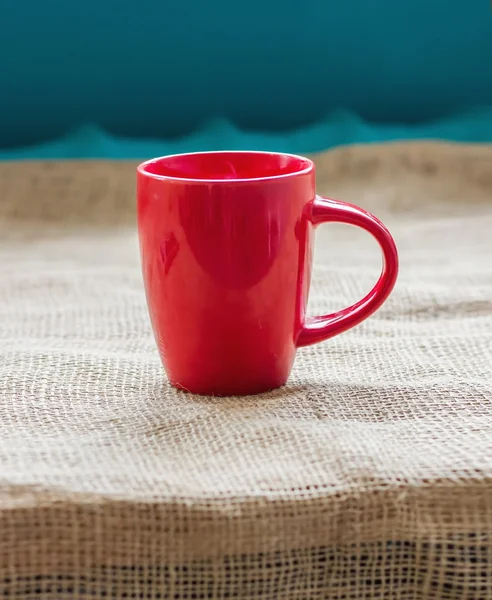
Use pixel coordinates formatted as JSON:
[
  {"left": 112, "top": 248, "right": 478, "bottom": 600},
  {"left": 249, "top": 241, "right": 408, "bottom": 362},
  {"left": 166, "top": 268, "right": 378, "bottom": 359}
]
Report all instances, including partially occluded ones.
[{"left": 139, "top": 151, "right": 312, "bottom": 182}]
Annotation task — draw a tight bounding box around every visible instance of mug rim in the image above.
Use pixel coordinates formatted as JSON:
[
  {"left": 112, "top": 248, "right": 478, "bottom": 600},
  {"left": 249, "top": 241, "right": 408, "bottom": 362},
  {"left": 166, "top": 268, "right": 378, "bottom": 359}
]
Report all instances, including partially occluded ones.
[{"left": 137, "top": 150, "right": 314, "bottom": 184}]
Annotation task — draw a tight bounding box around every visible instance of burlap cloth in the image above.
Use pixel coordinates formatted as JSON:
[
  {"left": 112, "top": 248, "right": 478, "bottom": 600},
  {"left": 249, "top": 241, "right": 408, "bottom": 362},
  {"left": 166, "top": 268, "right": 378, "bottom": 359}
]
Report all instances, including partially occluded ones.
[{"left": 0, "top": 141, "right": 491, "bottom": 599}]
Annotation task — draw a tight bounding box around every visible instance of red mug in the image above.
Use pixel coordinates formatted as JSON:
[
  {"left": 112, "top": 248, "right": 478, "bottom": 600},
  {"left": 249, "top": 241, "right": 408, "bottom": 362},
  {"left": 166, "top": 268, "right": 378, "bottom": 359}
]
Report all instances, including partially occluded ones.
[{"left": 137, "top": 151, "right": 398, "bottom": 396}]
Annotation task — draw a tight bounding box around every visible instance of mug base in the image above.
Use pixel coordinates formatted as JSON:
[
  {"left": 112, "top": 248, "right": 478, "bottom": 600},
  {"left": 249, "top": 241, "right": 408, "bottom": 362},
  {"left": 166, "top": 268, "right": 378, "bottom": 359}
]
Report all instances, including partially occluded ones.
[{"left": 170, "top": 378, "right": 288, "bottom": 397}]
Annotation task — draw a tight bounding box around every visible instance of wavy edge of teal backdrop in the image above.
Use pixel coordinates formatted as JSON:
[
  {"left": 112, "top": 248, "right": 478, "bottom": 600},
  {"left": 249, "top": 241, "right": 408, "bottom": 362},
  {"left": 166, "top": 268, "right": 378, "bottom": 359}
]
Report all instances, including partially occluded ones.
[{"left": 1, "top": 108, "right": 492, "bottom": 160}]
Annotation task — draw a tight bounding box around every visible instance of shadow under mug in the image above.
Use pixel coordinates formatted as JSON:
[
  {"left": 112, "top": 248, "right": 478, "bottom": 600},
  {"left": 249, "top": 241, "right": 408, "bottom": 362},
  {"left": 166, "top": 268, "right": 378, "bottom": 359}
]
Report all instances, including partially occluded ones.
[{"left": 137, "top": 151, "right": 398, "bottom": 396}]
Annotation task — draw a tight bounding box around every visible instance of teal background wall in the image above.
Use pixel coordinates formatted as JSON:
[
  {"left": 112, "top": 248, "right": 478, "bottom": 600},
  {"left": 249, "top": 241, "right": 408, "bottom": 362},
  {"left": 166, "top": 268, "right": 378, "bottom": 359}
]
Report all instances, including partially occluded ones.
[{"left": 1, "top": 0, "right": 491, "bottom": 157}]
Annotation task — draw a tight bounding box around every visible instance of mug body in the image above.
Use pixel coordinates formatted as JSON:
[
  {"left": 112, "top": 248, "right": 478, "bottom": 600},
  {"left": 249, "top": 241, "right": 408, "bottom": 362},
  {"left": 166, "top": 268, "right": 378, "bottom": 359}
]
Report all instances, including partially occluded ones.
[{"left": 137, "top": 151, "right": 315, "bottom": 395}]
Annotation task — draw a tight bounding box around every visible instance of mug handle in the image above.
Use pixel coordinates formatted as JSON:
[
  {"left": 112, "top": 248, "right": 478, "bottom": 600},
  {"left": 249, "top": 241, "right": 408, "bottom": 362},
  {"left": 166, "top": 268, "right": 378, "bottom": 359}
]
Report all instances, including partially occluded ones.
[{"left": 297, "top": 195, "right": 399, "bottom": 347}]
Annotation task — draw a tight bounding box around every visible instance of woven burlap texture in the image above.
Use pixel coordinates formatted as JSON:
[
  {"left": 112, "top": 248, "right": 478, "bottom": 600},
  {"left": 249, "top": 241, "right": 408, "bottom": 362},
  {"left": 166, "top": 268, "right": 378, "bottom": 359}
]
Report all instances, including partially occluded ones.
[{"left": 0, "top": 142, "right": 491, "bottom": 599}]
